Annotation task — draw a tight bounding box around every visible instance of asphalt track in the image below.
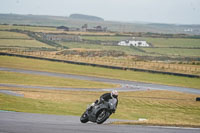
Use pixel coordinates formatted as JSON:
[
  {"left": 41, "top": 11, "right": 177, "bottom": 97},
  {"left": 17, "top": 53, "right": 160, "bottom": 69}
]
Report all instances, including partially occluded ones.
[
  {"left": 0, "top": 67, "right": 200, "bottom": 94},
  {"left": 0, "top": 111, "right": 200, "bottom": 133}
]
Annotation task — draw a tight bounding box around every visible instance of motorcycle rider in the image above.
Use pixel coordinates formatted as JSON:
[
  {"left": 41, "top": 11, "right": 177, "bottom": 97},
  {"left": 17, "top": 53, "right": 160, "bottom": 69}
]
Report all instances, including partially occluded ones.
[{"left": 89, "top": 90, "right": 118, "bottom": 112}]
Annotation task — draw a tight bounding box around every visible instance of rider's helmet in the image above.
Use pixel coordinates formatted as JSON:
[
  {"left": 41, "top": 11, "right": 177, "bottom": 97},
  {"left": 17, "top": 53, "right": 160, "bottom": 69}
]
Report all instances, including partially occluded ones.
[{"left": 111, "top": 90, "right": 118, "bottom": 98}]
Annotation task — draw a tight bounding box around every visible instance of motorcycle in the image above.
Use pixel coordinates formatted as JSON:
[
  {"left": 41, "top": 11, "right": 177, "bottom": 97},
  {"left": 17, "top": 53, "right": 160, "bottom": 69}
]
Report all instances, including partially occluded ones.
[{"left": 80, "top": 98, "right": 117, "bottom": 124}]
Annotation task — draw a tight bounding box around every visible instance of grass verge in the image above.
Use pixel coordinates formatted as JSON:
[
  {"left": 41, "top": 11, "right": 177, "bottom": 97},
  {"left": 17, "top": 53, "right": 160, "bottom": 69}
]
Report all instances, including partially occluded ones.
[
  {"left": 0, "top": 71, "right": 117, "bottom": 89},
  {"left": 0, "top": 56, "right": 200, "bottom": 89}
]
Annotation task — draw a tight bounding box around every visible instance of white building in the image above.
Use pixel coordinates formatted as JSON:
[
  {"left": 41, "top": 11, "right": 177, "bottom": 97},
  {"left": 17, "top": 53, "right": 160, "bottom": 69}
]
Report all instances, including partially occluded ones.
[{"left": 118, "top": 40, "right": 149, "bottom": 47}]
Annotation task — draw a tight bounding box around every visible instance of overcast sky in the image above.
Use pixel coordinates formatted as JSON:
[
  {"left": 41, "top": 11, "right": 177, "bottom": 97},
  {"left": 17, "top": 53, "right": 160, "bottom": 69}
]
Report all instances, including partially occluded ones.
[{"left": 1, "top": 0, "right": 200, "bottom": 24}]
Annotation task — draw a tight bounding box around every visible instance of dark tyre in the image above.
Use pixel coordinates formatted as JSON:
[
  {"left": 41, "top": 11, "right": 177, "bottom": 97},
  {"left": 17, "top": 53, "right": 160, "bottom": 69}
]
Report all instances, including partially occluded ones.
[
  {"left": 80, "top": 111, "right": 89, "bottom": 123},
  {"left": 196, "top": 97, "right": 200, "bottom": 101},
  {"left": 96, "top": 109, "right": 110, "bottom": 124}
]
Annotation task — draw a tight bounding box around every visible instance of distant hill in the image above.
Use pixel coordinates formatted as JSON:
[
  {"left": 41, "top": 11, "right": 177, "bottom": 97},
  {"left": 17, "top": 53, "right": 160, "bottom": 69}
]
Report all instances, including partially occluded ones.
[
  {"left": 0, "top": 13, "right": 200, "bottom": 35},
  {"left": 69, "top": 14, "right": 104, "bottom": 21}
]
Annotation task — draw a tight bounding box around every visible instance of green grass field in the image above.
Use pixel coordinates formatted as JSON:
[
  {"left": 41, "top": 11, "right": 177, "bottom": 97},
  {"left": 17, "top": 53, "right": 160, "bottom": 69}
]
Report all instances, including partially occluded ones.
[
  {"left": 0, "top": 25, "right": 57, "bottom": 32},
  {"left": 0, "top": 39, "right": 53, "bottom": 48},
  {"left": 0, "top": 31, "right": 53, "bottom": 48},
  {"left": 0, "top": 56, "right": 200, "bottom": 89},
  {"left": 137, "top": 37, "right": 200, "bottom": 57},
  {"left": 0, "top": 71, "right": 117, "bottom": 88},
  {"left": 81, "top": 35, "right": 129, "bottom": 41},
  {"left": 0, "top": 31, "right": 30, "bottom": 39},
  {"left": 142, "top": 47, "right": 200, "bottom": 57},
  {"left": 141, "top": 37, "right": 200, "bottom": 48},
  {"left": 0, "top": 88, "right": 200, "bottom": 127}
]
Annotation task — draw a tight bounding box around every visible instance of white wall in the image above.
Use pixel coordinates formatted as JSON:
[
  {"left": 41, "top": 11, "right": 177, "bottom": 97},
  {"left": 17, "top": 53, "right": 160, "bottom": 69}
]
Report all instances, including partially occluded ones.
[{"left": 118, "top": 40, "right": 149, "bottom": 47}]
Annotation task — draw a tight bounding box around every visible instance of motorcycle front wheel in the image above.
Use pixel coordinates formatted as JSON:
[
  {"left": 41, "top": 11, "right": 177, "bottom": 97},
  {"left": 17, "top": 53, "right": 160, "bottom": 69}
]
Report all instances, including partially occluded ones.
[
  {"left": 96, "top": 109, "right": 110, "bottom": 124},
  {"left": 80, "top": 111, "right": 89, "bottom": 123}
]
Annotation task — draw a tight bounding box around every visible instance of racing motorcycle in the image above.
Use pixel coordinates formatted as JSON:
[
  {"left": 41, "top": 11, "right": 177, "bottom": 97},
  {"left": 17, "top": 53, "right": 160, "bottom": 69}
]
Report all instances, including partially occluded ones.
[{"left": 80, "top": 98, "right": 117, "bottom": 124}]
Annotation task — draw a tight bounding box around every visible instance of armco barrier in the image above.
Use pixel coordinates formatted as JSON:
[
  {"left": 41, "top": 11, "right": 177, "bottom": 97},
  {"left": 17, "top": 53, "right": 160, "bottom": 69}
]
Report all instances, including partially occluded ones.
[{"left": 0, "top": 52, "right": 199, "bottom": 78}]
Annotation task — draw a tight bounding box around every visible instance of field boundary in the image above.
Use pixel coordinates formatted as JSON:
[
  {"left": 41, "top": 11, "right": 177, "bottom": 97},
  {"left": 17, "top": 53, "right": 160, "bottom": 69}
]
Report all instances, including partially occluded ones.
[{"left": 0, "top": 52, "right": 199, "bottom": 78}]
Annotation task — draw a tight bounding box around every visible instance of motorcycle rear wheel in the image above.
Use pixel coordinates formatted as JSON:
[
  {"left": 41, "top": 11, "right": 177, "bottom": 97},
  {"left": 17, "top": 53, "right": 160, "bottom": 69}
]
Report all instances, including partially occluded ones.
[{"left": 96, "top": 109, "right": 110, "bottom": 124}]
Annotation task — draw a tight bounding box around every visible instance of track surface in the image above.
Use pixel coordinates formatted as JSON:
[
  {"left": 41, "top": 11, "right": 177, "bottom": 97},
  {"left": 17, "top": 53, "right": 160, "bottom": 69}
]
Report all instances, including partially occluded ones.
[
  {"left": 0, "top": 111, "right": 199, "bottom": 133},
  {"left": 0, "top": 67, "right": 200, "bottom": 94}
]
